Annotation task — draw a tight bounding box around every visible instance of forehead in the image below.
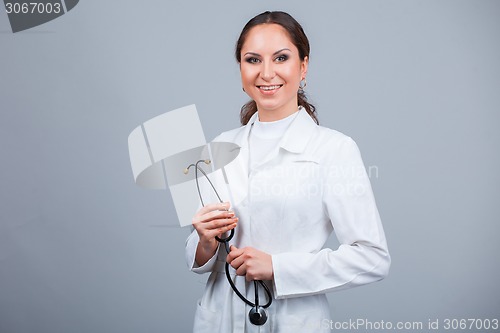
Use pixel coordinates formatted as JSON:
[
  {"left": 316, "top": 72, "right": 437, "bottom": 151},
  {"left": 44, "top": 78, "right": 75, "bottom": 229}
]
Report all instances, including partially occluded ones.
[{"left": 241, "top": 23, "right": 297, "bottom": 53}]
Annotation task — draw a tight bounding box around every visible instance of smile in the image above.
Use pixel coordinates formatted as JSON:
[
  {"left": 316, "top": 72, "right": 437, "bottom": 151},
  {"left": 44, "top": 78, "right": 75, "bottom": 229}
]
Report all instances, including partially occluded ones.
[{"left": 257, "top": 84, "right": 283, "bottom": 93}]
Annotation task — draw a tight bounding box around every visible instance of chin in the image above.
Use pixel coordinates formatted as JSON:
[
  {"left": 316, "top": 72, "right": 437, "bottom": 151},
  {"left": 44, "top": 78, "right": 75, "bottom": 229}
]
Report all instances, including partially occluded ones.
[
  {"left": 257, "top": 106, "right": 279, "bottom": 114},
  {"left": 255, "top": 101, "right": 282, "bottom": 112}
]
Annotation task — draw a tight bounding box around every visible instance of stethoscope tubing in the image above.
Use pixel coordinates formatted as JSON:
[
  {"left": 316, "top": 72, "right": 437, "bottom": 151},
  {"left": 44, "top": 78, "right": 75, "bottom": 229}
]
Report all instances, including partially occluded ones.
[{"left": 186, "top": 160, "right": 273, "bottom": 311}]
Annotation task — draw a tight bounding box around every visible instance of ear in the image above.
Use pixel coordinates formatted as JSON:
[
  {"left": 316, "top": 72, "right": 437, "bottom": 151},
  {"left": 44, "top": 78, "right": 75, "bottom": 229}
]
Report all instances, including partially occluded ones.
[{"left": 301, "top": 56, "right": 309, "bottom": 79}]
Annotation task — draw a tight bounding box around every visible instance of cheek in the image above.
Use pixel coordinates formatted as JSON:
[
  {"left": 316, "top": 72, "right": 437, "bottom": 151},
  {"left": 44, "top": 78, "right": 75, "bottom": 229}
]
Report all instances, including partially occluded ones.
[
  {"left": 240, "top": 65, "right": 259, "bottom": 84},
  {"left": 240, "top": 71, "right": 251, "bottom": 85},
  {"left": 285, "top": 60, "right": 304, "bottom": 77},
  {"left": 282, "top": 66, "right": 302, "bottom": 83}
]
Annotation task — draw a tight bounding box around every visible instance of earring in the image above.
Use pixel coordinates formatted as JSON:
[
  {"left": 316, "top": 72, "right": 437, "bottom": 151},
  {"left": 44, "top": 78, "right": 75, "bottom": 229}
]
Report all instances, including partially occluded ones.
[
  {"left": 242, "top": 87, "right": 245, "bottom": 92},
  {"left": 299, "top": 78, "right": 307, "bottom": 90}
]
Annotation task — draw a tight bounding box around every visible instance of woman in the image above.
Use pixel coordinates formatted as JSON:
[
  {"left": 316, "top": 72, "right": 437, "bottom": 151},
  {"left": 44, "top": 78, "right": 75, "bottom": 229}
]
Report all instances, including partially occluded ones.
[{"left": 185, "top": 11, "right": 390, "bottom": 333}]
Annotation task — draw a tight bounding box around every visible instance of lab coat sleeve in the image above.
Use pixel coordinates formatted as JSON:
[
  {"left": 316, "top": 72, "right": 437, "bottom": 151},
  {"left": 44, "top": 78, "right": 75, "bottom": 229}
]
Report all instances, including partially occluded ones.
[
  {"left": 185, "top": 227, "right": 220, "bottom": 274},
  {"left": 271, "top": 136, "right": 390, "bottom": 299}
]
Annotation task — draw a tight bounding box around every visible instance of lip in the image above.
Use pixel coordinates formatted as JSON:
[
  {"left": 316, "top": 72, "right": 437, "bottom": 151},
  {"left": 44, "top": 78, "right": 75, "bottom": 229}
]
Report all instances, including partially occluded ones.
[{"left": 256, "top": 84, "right": 283, "bottom": 95}]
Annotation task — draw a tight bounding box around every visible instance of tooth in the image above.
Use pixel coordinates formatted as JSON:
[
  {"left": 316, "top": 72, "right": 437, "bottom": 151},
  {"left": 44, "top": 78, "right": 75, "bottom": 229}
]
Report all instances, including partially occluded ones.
[{"left": 260, "top": 85, "right": 280, "bottom": 90}]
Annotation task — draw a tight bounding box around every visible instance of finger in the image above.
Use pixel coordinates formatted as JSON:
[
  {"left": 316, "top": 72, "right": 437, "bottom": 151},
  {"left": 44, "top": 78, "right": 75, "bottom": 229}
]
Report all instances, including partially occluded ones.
[
  {"left": 235, "top": 263, "right": 247, "bottom": 277},
  {"left": 193, "top": 214, "right": 236, "bottom": 234},
  {"left": 206, "top": 209, "right": 235, "bottom": 222},
  {"left": 226, "top": 245, "right": 238, "bottom": 262},
  {"left": 196, "top": 215, "right": 236, "bottom": 231},
  {"left": 193, "top": 209, "right": 235, "bottom": 224},
  {"left": 207, "top": 221, "right": 238, "bottom": 239},
  {"left": 195, "top": 207, "right": 231, "bottom": 222},
  {"left": 229, "top": 253, "right": 246, "bottom": 269},
  {"left": 205, "top": 217, "right": 238, "bottom": 231},
  {"left": 194, "top": 219, "right": 237, "bottom": 237},
  {"left": 227, "top": 245, "right": 243, "bottom": 263},
  {"left": 196, "top": 202, "right": 230, "bottom": 216}
]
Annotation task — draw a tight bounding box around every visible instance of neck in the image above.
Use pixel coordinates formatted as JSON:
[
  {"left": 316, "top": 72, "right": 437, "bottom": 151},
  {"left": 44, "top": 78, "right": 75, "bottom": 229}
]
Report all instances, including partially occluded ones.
[{"left": 257, "top": 104, "right": 300, "bottom": 122}]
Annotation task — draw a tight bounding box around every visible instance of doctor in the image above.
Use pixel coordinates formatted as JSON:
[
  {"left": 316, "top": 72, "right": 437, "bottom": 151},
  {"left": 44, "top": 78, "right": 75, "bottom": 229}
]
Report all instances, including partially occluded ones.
[{"left": 185, "top": 11, "right": 390, "bottom": 333}]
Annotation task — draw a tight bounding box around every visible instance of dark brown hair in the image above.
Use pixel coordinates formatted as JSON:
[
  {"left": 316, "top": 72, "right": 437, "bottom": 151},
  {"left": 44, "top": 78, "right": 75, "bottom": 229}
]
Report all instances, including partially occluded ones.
[{"left": 235, "top": 11, "right": 318, "bottom": 125}]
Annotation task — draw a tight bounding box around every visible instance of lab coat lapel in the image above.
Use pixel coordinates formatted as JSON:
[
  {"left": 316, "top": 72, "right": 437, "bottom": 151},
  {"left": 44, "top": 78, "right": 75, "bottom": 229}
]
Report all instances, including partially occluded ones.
[{"left": 279, "top": 107, "right": 318, "bottom": 156}]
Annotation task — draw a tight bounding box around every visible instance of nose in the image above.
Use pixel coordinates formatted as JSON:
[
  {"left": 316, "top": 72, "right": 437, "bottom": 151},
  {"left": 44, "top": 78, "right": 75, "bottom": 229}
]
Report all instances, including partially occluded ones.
[{"left": 260, "top": 61, "right": 275, "bottom": 81}]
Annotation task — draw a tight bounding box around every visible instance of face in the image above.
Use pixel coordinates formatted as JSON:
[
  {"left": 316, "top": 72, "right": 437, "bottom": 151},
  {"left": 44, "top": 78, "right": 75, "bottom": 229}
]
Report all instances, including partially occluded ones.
[{"left": 240, "top": 23, "right": 308, "bottom": 121}]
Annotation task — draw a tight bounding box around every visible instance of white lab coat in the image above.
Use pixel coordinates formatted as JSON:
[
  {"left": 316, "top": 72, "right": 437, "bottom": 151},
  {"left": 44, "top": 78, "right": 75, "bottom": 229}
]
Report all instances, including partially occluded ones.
[{"left": 185, "top": 108, "right": 390, "bottom": 333}]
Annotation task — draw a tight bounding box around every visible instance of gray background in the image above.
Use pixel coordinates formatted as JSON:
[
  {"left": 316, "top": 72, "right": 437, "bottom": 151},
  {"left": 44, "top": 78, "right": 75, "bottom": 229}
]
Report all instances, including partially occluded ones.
[{"left": 1, "top": 0, "right": 499, "bottom": 332}]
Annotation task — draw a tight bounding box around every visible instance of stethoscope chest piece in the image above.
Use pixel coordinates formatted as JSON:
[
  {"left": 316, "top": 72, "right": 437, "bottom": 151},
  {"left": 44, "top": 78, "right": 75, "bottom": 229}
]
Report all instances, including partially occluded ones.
[{"left": 249, "top": 306, "right": 268, "bottom": 326}]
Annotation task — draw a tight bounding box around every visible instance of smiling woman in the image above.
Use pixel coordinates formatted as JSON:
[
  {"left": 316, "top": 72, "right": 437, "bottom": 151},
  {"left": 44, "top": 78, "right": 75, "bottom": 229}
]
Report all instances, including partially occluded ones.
[
  {"left": 185, "top": 10, "right": 390, "bottom": 333},
  {"left": 236, "top": 11, "right": 318, "bottom": 125},
  {"left": 239, "top": 23, "right": 308, "bottom": 122}
]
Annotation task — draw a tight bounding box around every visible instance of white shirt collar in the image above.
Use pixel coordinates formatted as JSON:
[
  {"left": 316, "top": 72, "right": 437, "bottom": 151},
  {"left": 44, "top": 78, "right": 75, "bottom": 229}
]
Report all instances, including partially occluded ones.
[{"left": 243, "top": 106, "right": 318, "bottom": 154}]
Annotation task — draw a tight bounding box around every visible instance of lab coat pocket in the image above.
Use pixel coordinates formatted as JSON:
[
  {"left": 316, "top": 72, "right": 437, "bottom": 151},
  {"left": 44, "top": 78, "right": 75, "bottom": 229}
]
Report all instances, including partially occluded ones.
[{"left": 193, "top": 299, "right": 222, "bottom": 333}]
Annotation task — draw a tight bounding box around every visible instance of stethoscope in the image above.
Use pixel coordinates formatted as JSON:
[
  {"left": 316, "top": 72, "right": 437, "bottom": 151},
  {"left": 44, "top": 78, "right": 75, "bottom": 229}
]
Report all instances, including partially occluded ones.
[{"left": 185, "top": 159, "right": 272, "bottom": 326}]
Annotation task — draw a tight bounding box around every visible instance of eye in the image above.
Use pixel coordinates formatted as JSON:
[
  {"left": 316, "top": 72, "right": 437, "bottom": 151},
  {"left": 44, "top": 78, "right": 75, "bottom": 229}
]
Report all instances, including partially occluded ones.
[
  {"left": 245, "top": 57, "right": 260, "bottom": 64},
  {"left": 275, "top": 54, "right": 288, "bottom": 62}
]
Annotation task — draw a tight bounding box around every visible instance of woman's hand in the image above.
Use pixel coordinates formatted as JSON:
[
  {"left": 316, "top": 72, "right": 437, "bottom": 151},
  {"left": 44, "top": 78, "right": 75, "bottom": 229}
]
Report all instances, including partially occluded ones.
[
  {"left": 193, "top": 202, "right": 238, "bottom": 266},
  {"left": 227, "top": 245, "right": 274, "bottom": 281}
]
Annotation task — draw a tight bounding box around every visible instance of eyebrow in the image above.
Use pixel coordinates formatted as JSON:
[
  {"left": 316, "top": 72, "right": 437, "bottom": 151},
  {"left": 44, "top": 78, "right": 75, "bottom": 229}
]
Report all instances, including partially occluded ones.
[{"left": 243, "top": 48, "right": 291, "bottom": 57}]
